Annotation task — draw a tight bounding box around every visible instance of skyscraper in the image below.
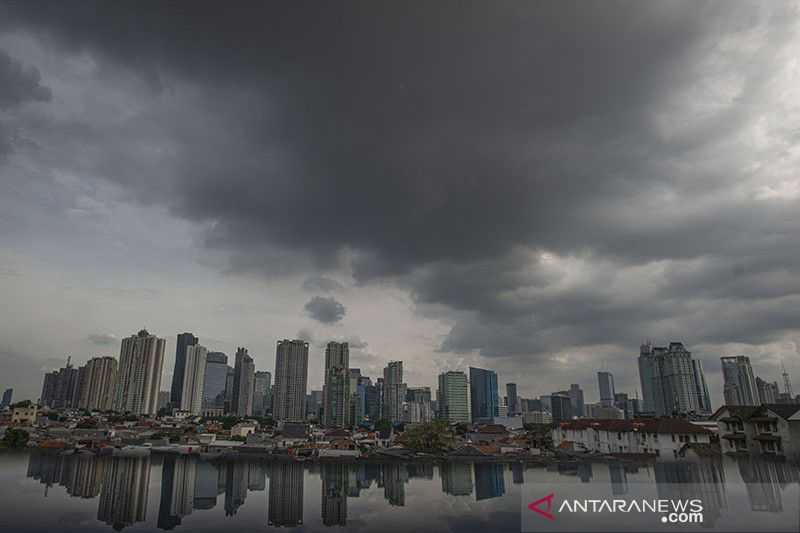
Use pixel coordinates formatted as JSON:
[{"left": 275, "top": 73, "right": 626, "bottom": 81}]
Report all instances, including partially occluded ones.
[
  {"left": 383, "top": 361, "right": 406, "bottom": 423},
  {"left": 170, "top": 333, "right": 198, "bottom": 408},
  {"left": 469, "top": 367, "right": 498, "bottom": 423},
  {"left": 1, "top": 388, "right": 12, "bottom": 408},
  {"left": 114, "top": 330, "right": 166, "bottom": 415},
  {"left": 756, "top": 376, "right": 779, "bottom": 404},
  {"left": 78, "top": 356, "right": 118, "bottom": 411},
  {"left": 638, "top": 341, "right": 708, "bottom": 417},
  {"left": 181, "top": 344, "right": 208, "bottom": 415},
  {"left": 323, "top": 342, "right": 351, "bottom": 427},
  {"left": 568, "top": 383, "right": 585, "bottom": 417},
  {"left": 253, "top": 371, "right": 272, "bottom": 417},
  {"left": 721, "top": 356, "right": 758, "bottom": 406},
  {"left": 506, "top": 383, "right": 518, "bottom": 415},
  {"left": 40, "top": 357, "right": 81, "bottom": 409},
  {"left": 598, "top": 371, "right": 616, "bottom": 408},
  {"left": 273, "top": 340, "right": 309, "bottom": 422},
  {"left": 404, "top": 387, "right": 433, "bottom": 423},
  {"left": 437, "top": 371, "right": 470, "bottom": 424},
  {"left": 692, "top": 359, "right": 713, "bottom": 413},
  {"left": 550, "top": 393, "right": 572, "bottom": 422},
  {"left": 202, "top": 352, "right": 228, "bottom": 412},
  {"left": 232, "top": 347, "right": 255, "bottom": 417}
]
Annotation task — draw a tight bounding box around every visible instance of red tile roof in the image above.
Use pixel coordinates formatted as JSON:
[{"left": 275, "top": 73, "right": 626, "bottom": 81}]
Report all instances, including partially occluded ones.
[{"left": 558, "top": 417, "right": 711, "bottom": 434}]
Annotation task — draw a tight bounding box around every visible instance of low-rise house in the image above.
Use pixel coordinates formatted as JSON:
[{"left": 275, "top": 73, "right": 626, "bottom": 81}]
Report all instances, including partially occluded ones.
[
  {"left": 467, "top": 424, "right": 510, "bottom": 444},
  {"left": 553, "top": 418, "right": 713, "bottom": 458},
  {"left": 711, "top": 404, "right": 800, "bottom": 458},
  {"left": 230, "top": 423, "right": 257, "bottom": 438},
  {"left": 11, "top": 404, "right": 38, "bottom": 426}
]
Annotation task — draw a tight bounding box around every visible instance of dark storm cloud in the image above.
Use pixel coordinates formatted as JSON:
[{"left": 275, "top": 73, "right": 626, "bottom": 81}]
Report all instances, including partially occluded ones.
[
  {"left": 0, "top": 49, "right": 51, "bottom": 109},
  {"left": 2, "top": 1, "right": 800, "bottom": 363},
  {"left": 304, "top": 296, "right": 346, "bottom": 324}
]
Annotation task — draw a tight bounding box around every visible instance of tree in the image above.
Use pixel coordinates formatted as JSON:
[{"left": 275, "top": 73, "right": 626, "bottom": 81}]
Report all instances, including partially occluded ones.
[
  {"left": 374, "top": 419, "right": 392, "bottom": 433},
  {"left": 397, "top": 421, "right": 454, "bottom": 452},
  {"left": 2, "top": 428, "right": 30, "bottom": 448}
]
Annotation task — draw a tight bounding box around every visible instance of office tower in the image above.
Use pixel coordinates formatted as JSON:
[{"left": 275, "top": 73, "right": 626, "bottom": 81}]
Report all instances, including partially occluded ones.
[
  {"left": 756, "top": 376, "right": 780, "bottom": 404},
  {"left": 1, "top": 388, "right": 12, "bottom": 408},
  {"left": 404, "top": 387, "right": 433, "bottom": 423},
  {"left": 273, "top": 340, "right": 309, "bottom": 422},
  {"left": 98, "top": 456, "right": 151, "bottom": 530},
  {"left": 114, "top": 329, "right": 166, "bottom": 415},
  {"left": 40, "top": 357, "right": 81, "bottom": 409},
  {"left": 180, "top": 344, "right": 208, "bottom": 415},
  {"left": 252, "top": 370, "right": 272, "bottom": 417},
  {"left": 78, "top": 356, "right": 118, "bottom": 411},
  {"left": 383, "top": 361, "right": 407, "bottom": 423},
  {"left": 202, "top": 352, "right": 228, "bottom": 412},
  {"left": 364, "top": 383, "right": 380, "bottom": 422},
  {"left": 268, "top": 461, "right": 304, "bottom": 526},
  {"left": 307, "top": 390, "right": 323, "bottom": 420},
  {"left": 614, "top": 392, "right": 631, "bottom": 419},
  {"left": 170, "top": 333, "right": 199, "bottom": 408},
  {"left": 506, "top": 383, "right": 518, "bottom": 415},
  {"left": 598, "top": 371, "right": 616, "bottom": 408},
  {"left": 721, "top": 356, "right": 759, "bottom": 406},
  {"left": 442, "top": 368, "right": 471, "bottom": 424},
  {"left": 375, "top": 378, "right": 385, "bottom": 419},
  {"left": 692, "top": 359, "right": 713, "bottom": 413},
  {"left": 232, "top": 347, "right": 255, "bottom": 417},
  {"left": 550, "top": 393, "right": 572, "bottom": 422},
  {"left": 568, "top": 384, "right": 585, "bottom": 417},
  {"left": 224, "top": 366, "right": 235, "bottom": 413},
  {"left": 323, "top": 342, "right": 351, "bottom": 427},
  {"left": 638, "top": 341, "right": 708, "bottom": 417},
  {"left": 353, "top": 375, "right": 372, "bottom": 424},
  {"left": 469, "top": 367, "right": 499, "bottom": 423},
  {"left": 348, "top": 369, "right": 363, "bottom": 425}
]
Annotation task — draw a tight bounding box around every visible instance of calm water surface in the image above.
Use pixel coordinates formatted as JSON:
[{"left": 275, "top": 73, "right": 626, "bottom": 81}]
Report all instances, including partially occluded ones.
[{"left": 0, "top": 451, "right": 798, "bottom": 532}]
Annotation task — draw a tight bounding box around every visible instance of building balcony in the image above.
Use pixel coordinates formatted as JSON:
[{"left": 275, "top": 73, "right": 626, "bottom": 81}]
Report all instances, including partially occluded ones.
[{"left": 721, "top": 433, "right": 746, "bottom": 440}]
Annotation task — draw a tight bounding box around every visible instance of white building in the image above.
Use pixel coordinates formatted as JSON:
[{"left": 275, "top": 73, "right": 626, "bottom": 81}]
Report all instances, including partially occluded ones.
[
  {"left": 553, "top": 418, "right": 713, "bottom": 459},
  {"left": 114, "top": 329, "right": 166, "bottom": 415},
  {"left": 180, "top": 344, "right": 207, "bottom": 415},
  {"left": 712, "top": 404, "right": 800, "bottom": 458}
]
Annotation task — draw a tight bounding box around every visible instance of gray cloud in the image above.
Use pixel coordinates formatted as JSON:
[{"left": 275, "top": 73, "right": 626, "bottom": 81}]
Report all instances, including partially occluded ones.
[
  {"left": 1, "top": 2, "right": 800, "bottom": 399},
  {"left": 304, "top": 296, "right": 346, "bottom": 324},
  {"left": 87, "top": 333, "right": 117, "bottom": 346},
  {"left": 0, "top": 49, "right": 51, "bottom": 110}
]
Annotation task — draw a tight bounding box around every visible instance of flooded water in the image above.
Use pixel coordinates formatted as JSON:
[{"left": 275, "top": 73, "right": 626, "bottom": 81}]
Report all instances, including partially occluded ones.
[{"left": 0, "top": 451, "right": 798, "bottom": 532}]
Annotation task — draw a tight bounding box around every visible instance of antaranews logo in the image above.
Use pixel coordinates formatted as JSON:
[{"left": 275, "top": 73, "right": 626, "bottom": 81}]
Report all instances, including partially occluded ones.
[{"left": 525, "top": 492, "right": 704, "bottom": 528}]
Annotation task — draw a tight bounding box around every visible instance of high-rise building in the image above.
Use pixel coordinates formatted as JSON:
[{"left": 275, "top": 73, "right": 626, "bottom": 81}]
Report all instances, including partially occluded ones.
[
  {"left": 202, "top": 352, "right": 228, "bottom": 412},
  {"left": 307, "top": 390, "right": 324, "bottom": 420},
  {"left": 404, "top": 387, "right": 433, "bottom": 423},
  {"left": 469, "top": 367, "right": 498, "bottom": 423},
  {"left": 114, "top": 330, "right": 166, "bottom": 415},
  {"left": 721, "top": 356, "right": 759, "bottom": 406},
  {"left": 364, "top": 383, "right": 380, "bottom": 422},
  {"left": 180, "top": 344, "right": 208, "bottom": 415},
  {"left": 598, "top": 371, "right": 616, "bottom": 408},
  {"left": 692, "top": 359, "right": 713, "bottom": 413},
  {"left": 506, "top": 383, "right": 518, "bottom": 416},
  {"left": 273, "top": 340, "right": 309, "bottom": 422},
  {"left": 568, "top": 384, "right": 585, "bottom": 417},
  {"left": 638, "top": 342, "right": 709, "bottom": 417},
  {"left": 78, "top": 356, "right": 118, "bottom": 411},
  {"left": 253, "top": 371, "right": 272, "bottom": 417},
  {"left": 1, "top": 388, "right": 12, "bottom": 408},
  {"left": 382, "top": 361, "right": 406, "bottom": 423},
  {"left": 437, "top": 371, "right": 470, "bottom": 424},
  {"left": 232, "top": 347, "right": 255, "bottom": 417},
  {"left": 756, "top": 376, "right": 780, "bottom": 404},
  {"left": 170, "top": 333, "right": 199, "bottom": 408},
  {"left": 550, "top": 393, "right": 572, "bottom": 422},
  {"left": 323, "top": 342, "right": 351, "bottom": 427},
  {"left": 224, "top": 366, "right": 235, "bottom": 414},
  {"left": 41, "top": 357, "right": 81, "bottom": 409}
]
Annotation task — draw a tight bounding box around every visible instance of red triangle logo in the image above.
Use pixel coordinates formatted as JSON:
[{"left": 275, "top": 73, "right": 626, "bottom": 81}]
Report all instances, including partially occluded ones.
[{"left": 528, "top": 493, "right": 555, "bottom": 521}]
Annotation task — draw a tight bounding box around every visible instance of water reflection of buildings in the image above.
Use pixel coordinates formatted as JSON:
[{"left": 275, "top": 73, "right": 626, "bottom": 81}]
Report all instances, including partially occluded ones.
[
  {"left": 224, "top": 461, "right": 248, "bottom": 516},
  {"left": 655, "top": 460, "right": 726, "bottom": 528},
  {"left": 322, "top": 463, "right": 348, "bottom": 526},
  {"left": 27, "top": 452, "right": 105, "bottom": 498},
  {"left": 736, "top": 457, "right": 800, "bottom": 513},
  {"left": 441, "top": 462, "right": 473, "bottom": 496},
  {"left": 268, "top": 461, "right": 304, "bottom": 527},
  {"left": 382, "top": 463, "right": 408, "bottom": 506},
  {"left": 473, "top": 463, "right": 505, "bottom": 501},
  {"left": 98, "top": 456, "right": 151, "bottom": 531},
  {"left": 158, "top": 455, "right": 196, "bottom": 529}
]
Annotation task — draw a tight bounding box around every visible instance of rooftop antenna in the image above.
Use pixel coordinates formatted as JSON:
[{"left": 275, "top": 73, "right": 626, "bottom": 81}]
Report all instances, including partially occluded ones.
[{"left": 781, "top": 361, "right": 794, "bottom": 397}]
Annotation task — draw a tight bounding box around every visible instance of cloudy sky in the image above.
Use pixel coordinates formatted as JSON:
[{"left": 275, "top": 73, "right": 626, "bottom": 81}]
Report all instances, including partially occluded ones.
[{"left": 1, "top": 1, "right": 799, "bottom": 405}]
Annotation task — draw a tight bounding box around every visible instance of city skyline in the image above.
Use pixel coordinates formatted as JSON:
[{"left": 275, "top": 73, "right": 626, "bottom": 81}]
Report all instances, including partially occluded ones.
[{"left": 2, "top": 2, "right": 800, "bottom": 408}]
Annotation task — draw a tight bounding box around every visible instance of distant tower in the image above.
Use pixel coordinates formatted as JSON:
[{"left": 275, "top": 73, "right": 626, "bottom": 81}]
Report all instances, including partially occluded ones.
[{"left": 781, "top": 361, "right": 794, "bottom": 397}]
